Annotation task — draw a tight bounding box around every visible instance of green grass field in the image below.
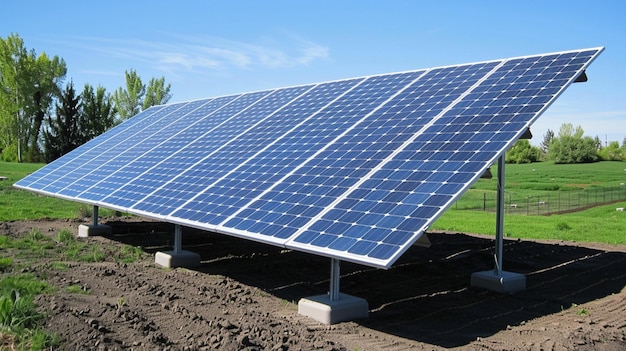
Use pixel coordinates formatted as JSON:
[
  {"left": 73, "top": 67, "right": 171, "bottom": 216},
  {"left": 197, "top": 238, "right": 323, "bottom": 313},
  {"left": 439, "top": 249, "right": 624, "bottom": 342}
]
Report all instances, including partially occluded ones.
[
  {"left": 2, "top": 160, "right": 626, "bottom": 245},
  {"left": 0, "top": 162, "right": 83, "bottom": 220}
]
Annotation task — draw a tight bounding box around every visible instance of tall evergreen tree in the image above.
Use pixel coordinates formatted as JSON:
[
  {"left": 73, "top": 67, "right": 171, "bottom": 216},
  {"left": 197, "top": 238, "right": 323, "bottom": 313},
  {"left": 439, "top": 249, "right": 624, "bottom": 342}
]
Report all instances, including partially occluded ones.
[
  {"left": 540, "top": 129, "right": 554, "bottom": 155},
  {"left": 80, "top": 84, "right": 116, "bottom": 142},
  {"left": 44, "top": 81, "right": 80, "bottom": 162}
]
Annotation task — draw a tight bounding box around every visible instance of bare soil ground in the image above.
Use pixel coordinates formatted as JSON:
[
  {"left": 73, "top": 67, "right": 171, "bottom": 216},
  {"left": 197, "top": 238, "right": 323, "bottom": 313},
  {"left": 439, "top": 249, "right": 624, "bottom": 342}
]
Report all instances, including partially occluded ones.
[{"left": 2, "top": 217, "right": 626, "bottom": 350}]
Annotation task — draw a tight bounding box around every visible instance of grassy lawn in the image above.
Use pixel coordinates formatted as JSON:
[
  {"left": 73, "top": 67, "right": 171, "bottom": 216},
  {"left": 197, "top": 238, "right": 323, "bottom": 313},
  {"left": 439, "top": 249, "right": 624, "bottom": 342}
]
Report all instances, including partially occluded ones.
[
  {"left": 0, "top": 162, "right": 83, "bottom": 220},
  {"left": 431, "top": 200, "right": 626, "bottom": 245},
  {"left": 434, "top": 161, "right": 626, "bottom": 245}
]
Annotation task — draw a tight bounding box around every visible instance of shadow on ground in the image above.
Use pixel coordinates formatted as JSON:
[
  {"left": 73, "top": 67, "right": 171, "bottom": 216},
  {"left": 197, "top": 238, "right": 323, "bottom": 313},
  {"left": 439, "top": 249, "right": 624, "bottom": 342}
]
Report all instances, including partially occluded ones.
[{"left": 103, "top": 220, "right": 626, "bottom": 348}]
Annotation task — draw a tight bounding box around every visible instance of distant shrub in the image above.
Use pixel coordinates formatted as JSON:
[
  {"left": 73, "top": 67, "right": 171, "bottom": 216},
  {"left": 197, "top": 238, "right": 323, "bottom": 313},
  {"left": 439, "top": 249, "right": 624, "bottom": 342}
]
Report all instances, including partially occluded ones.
[{"left": 556, "top": 222, "right": 571, "bottom": 231}]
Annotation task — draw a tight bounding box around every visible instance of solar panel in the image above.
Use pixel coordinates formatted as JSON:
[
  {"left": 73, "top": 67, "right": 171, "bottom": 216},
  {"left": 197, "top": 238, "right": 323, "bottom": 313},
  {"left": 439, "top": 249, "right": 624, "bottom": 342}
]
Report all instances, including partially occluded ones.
[{"left": 15, "top": 48, "right": 603, "bottom": 268}]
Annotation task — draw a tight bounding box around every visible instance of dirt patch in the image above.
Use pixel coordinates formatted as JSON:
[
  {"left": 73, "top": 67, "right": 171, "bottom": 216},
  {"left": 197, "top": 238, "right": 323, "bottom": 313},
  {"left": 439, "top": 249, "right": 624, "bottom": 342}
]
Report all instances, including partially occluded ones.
[{"left": 3, "top": 217, "right": 626, "bottom": 350}]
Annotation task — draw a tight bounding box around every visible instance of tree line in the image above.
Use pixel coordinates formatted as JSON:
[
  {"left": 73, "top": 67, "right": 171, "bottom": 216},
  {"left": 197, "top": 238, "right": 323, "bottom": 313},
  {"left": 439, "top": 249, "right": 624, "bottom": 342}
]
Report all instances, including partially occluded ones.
[
  {"left": 0, "top": 33, "right": 171, "bottom": 163},
  {"left": 506, "top": 123, "right": 626, "bottom": 164}
]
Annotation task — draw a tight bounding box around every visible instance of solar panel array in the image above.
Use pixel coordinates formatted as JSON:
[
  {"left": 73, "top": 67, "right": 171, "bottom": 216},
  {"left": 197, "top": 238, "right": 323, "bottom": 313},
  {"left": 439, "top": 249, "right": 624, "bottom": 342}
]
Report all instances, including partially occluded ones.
[{"left": 15, "top": 48, "right": 603, "bottom": 268}]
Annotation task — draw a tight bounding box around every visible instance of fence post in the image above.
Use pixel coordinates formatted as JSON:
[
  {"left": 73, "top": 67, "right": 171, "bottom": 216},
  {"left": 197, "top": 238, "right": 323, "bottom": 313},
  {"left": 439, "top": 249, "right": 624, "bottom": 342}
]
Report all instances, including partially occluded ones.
[
  {"left": 567, "top": 192, "right": 570, "bottom": 211},
  {"left": 483, "top": 192, "right": 486, "bottom": 211}
]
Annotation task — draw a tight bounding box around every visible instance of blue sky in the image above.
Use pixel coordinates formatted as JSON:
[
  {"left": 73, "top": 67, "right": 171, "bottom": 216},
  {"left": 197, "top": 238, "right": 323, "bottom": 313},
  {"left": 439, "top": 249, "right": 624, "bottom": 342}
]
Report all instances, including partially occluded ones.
[{"left": 3, "top": 0, "right": 625, "bottom": 145}]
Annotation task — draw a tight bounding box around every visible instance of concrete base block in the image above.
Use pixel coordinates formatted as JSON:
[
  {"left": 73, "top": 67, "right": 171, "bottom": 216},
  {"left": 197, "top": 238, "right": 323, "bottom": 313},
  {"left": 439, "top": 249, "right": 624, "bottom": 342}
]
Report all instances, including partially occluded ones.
[
  {"left": 155, "top": 250, "right": 201, "bottom": 268},
  {"left": 471, "top": 270, "right": 526, "bottom": 293},
  {"left": 298, "top": 293, "right": 368, "bottom": 324},
  {"left": 78, "top": 224, "right": 112, "bottom": 237}
]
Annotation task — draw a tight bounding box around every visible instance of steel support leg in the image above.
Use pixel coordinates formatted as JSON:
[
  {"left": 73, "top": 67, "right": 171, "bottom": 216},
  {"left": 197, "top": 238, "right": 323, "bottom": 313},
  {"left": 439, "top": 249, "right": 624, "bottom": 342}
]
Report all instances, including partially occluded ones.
[
  {"left": 93, "top": 205, "right": 99, "bottom": 226},
  {"left": 329, "top": 258, "right": 340, "bottom": 301}
]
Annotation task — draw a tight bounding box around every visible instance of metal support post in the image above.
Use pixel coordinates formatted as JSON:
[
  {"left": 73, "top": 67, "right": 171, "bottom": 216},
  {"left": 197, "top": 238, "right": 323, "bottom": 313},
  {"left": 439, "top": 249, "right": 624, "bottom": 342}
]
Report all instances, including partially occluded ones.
[
  {"left": 298, "top": 257, "right": 368, "bottom": 323},
  {"left": 471, "top": 154, "right": 525, "bottom": 293},
  {"left": 494, "top": 155, "right": 505, "bottom": 276},
  {"left": 329, "top": 258, "right": 340, "bottom": 301},
  {"left": 93, "top": 205, "right": 99, "bottom": 226},
  {"left": 174, "top": 224, "right": 182, "bottom": 254}
]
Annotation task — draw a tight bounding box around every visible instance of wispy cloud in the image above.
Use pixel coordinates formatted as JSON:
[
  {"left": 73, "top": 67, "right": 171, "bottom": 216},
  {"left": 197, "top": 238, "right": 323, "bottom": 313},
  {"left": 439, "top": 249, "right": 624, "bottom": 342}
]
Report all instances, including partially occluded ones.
[{"left": 55, "top": 33, "right": 329, "bottom": 75}]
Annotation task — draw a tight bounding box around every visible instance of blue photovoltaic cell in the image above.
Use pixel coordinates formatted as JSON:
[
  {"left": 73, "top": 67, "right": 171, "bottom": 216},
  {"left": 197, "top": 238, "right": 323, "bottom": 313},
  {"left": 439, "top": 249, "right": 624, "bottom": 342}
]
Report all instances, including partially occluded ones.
[
  {"left": 170, "top": 79, "right": 362, "bottom": 224},
  {"left": 43, "top": 102, "right": 199, "bottom": 196},
  {"left": 126, "top": 85, "right": 317, "bottom": 215},
  {"left": 222, "top": 63, "right": 497, "bottom": 241},
  {"left": 83, "top": 91, "right": 273, "bottom": 206},
  {"left": 289, "top": 48, "right": 602, "bottom": 266},
  {"left": 14, "top": 48, "right": 603, "bottom": 268},
  {"left": 15, "top": 104, "right": 170, "bottom": 193},
  {"left": 69, "top": 98, "right": 227, "bottom": 201}
]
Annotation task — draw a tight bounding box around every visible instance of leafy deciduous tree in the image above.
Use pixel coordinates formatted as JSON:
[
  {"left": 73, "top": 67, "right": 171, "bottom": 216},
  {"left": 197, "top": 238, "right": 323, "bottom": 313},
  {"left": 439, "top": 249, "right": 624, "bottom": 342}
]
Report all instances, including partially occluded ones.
[
  {"left": 0, "top": 33, "right": 66, "bottom": 162},
  {"left": 505, "top": 139, "right": 541, "bottom": 164},
  {"left": 143, "top": 77, "right": 172, "bottom": 110},
  {"left": 548, "top": 123, "right": 598, "bottom": 164},
  {"left": 113, "top": 69, "right": 145, "bottom": 121},
  {"left": 598, "top": 141, "right": 624, "bottom": 161}
]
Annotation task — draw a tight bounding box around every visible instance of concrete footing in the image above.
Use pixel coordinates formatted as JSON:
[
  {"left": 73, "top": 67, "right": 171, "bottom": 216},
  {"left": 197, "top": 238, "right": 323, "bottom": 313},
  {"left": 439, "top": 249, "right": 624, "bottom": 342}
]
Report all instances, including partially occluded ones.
[
  {"left": 471, "top": 270, "right": 526, "bottom": 293},
  {"left": 78, "top": 224, "right": 112, "bottom": 237},
  {"left": 298, "top": 293, "right": 369, "bottom": 324},
  {"left": 155, "top": 250, "right": 201, "bottom": 269}
]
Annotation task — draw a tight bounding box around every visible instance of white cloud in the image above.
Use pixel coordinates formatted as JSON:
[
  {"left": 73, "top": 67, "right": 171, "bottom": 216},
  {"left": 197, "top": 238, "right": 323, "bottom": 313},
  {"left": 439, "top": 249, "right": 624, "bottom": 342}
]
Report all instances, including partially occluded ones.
[{"left": 58, "top": 33, "right": 329, "bottom": 75}]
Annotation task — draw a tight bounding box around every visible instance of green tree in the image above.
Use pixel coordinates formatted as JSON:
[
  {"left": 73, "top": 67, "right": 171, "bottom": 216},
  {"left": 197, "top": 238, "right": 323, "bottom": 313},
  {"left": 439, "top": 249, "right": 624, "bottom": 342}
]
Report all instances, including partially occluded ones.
[
  {"left": 594, "top": 135, "right": 602, "bottom": 150},
  {"left": 0, "top": 33, "right": 66, "bottom": 162},
  {"left": 540, "top": 129, "right": 554, "bottom": 155},
  {"left": 143, "top": 77, "right": 172, "bottom": 110},
  {"left": 80, "top": 84, "right": 116, "bottom": 142},
  {"left": 548, "top": 123, "right": 599, "bottom": 164},
  {"left": 112, "top": 69, "right": 145, "bottom": 121},
  {"left": 505, "top": 139, "right": 541, "bottom": 164},
  {"left": 112, "top": 70, "right": 173, "bottom": 122},
  {"left": 598, "top": 141, "right": 623, "bottom": 161},
  {"left": 43, "top": 81, "right": 81, "bottom": 162}
]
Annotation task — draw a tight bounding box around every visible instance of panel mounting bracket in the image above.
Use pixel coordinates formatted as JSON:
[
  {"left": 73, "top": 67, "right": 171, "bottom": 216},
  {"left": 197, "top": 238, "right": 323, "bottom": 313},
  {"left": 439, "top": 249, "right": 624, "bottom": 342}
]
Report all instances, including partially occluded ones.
[{"left": 574, "top": 70, "right": 588, "bottom": 83}]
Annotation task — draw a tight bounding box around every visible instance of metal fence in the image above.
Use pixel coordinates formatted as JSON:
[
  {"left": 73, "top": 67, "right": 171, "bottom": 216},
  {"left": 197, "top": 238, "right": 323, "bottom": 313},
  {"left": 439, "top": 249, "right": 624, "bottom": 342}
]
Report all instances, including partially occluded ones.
[{"left": 457, "top": 185, "right": 626, "bottom": 215}]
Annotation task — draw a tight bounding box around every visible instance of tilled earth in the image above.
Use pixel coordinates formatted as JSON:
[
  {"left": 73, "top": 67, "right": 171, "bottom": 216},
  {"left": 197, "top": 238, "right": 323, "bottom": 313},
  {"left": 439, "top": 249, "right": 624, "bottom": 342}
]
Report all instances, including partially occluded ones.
[{"left": 2, "top": 217, "right": 626, "bottom": 350}]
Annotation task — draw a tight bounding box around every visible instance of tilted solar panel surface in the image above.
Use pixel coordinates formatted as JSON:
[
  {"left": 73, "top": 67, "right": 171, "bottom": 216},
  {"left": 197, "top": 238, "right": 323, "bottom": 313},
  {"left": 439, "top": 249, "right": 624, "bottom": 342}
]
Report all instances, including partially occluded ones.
[{"left": 15, "top": 48, "right": 603, "bottom": 268}]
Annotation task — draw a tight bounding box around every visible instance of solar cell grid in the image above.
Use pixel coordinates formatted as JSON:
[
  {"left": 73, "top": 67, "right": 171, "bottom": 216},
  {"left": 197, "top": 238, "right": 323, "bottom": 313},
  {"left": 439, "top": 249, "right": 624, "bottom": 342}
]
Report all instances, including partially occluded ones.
[
  {"left": 34, "top": 103, "right": 187, "bottom": 196},
  {"left": 72, "top": 99, "right": 216, "bottom": 201},
  {"left": 170, "top": 78, "right": 364, "bottom": 226},
  {"left": 15, "top": 104, "right": 170, "bottom": 192},
  {"left": 126, "top": 90, "right": 285, "bottom": 215},
  {"left": 14, "top": 48, "right": 603, "bottom": 268},
  {"left": 219, "top": 72, "right": 429, "bottom": 239},
  {"left": 99, "top": 96, "right": 240, "bottom": 208},
  {"left": 288, "top": 49, "right": 601, "bottom": 266}
]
